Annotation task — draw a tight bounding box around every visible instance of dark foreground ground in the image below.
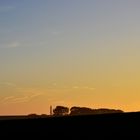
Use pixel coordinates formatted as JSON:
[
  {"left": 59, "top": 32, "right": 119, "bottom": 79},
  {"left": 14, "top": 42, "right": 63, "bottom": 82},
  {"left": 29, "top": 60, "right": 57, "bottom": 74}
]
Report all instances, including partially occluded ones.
[{"left": 0, "top": 112, "right": 140, "bottom": 138}]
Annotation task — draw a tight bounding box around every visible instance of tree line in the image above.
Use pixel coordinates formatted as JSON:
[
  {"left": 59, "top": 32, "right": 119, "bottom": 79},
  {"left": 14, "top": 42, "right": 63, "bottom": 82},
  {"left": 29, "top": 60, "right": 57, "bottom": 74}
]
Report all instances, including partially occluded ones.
[{"left": 52, "top": 106, "right": 124, "bottom": 116}]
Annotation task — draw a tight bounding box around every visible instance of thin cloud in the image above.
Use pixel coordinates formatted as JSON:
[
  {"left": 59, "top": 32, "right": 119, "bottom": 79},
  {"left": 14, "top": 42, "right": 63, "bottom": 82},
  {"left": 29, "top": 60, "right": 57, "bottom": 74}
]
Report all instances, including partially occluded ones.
[
  {"left": 2, "top": 93, "right": 43, "bottom": 104},
  {"left": 0, "top": 41, "right": 48, "bottom": 49},
  {"left": 1, "top": 88, "right": 44, "bottom": 104},
  {"left": 0, "top": 6, "right": 15, "bottom": 13},
  {"left": 83, "top": 86, "right": 89, "bottom": 89},
  {"left": 51, "top": 31, "right": 61, "bottom": 35},
  {"left": 0, "top": 42, "right": 21, "bottom": 48},
  {"left": 83, "top": 86, "right": 95, "bottom": 90},
  {"left": 89, "top": 88, "right": 95, "bottom": 90},
  {"left": 52, "top": 100, "right": 65, "bottom": 104},
  {"left": 7, "top": 42, "right": 20, "bottom": 48},
  {"left": 72, "top": 86, "right": 95, "bottom": 90},
  {"left": 2, "top": 96, "right": 15, "bottom": 102},
  {"left": 72, "top": 86, "right": 80, "bottom": 89},
  {"left": 0, "top": 82, "right": 16, "bottom": 87},
  {"left": 38, "top": 41, "right": 48, "bottom": 46}
]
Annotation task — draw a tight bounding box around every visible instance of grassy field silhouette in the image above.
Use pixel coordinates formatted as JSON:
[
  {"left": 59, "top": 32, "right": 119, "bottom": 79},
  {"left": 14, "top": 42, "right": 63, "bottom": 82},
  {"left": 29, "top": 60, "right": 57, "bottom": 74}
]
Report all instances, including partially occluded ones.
[{"left": 0, "top": 112, "right": 140, "bottom": 138}]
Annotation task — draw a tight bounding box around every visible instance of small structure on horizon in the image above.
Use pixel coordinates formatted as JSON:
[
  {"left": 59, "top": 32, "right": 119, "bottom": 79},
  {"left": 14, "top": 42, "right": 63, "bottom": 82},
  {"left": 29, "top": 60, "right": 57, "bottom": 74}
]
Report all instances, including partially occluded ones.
[{"left": 50, "top": 105, "right": 53, "bottom": 116}]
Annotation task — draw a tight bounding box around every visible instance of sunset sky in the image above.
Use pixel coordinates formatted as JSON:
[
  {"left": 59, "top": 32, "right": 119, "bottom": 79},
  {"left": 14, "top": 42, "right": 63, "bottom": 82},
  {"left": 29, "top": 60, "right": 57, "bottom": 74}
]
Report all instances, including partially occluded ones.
[{"left": 1, "top": 0, "right": 140, "bottom": 115}]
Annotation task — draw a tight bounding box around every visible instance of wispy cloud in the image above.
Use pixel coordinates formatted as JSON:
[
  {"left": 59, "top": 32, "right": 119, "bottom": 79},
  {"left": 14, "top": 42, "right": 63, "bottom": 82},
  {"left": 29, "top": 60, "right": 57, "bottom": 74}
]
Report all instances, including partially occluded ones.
[
  {"left": 0, "top": 41, "right": 21, "bottom": 48},
  {"left": 38, "top": 41, "right": 48, "bottom": 46},
  {"left": 7, "top": 42, "right": 20, "bottom": 48},
  {"left": 73, "top": 86, "right": 79, "bottom": 89},
  {"left": 2, "top": 93, "right": 43, "bottom": 104},
  {"left": 46, "top": 84, "right": 96, "bottom": 91},
  {"left": 0, "top": 6, "right": 15, "bottom": 13},
  {"left": 0, "top": 82, "right": 16, "bottom": 87},
  {"left": 51, "top": 31, "right": 61, "bottom": 35},
  {"left": 52, "top": 100, "right": 73, "bottom": 107},
  {"left": 50, "top": 30, "right": 64, "bottom": 36},
  {"left": 72, "top": 86, "right": 95, "bottom": 90},
  {"left": 0, "top": 40, "right": 48, "bottom": 49},
  {"left": 1, "top": 87, "right": 44, "bottom": 104},
  {"left": 88, "top": 88, "right": 95, "bottom": 90},
  {"left": 2, "top": 96, "right": 15, "bottom": 102},
  {"left": 11, "top": 96, "right": 29, "bottom": 103},
  {"left": 52, "top": 100, "right": 65, "bottom": 104}
]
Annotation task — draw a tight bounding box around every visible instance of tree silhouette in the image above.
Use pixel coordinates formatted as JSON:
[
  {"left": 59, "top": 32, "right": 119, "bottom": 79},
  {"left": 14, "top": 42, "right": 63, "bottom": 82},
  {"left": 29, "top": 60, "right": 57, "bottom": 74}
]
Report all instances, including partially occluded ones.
[
  {"left": 70, "top": 106, "right": 124, "bottom": 115},
  {"left": 53, "top": 106, "right": 69, "bottom": 116},
  {"left": 94, "top": 108, "right": 124, "bottom": 114},
  {"left": 52, "top": 105, "right": 123, "bottom": 116},
  {"left": 70, "top": 106, "right": 93, "bottom": 115}
]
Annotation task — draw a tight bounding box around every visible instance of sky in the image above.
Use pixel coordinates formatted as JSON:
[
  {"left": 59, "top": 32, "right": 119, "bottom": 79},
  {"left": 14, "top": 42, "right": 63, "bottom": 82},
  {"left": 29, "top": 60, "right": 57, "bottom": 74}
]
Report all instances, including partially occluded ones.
[{"left": 0, "top": 0, "right": 140, "bottom": 115}]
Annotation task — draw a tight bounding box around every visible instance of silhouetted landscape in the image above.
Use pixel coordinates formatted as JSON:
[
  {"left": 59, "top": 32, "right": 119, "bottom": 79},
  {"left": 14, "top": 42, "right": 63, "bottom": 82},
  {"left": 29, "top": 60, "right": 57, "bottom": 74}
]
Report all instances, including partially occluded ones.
[
  {"left": 0, "top": 106, "right": 124, "bottom": 120},
  {"left": 0, "top": 106, "right": 139, "bottom": 138},
  {"left": 1, "top": 1, "right": 140, "bottom": 138}
]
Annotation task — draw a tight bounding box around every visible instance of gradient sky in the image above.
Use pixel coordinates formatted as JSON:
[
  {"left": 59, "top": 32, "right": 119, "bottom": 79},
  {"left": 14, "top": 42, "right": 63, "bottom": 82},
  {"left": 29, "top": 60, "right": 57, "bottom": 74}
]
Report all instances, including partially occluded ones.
[{"left": 0, "top": 0, "right": 140, "bottom": 115}]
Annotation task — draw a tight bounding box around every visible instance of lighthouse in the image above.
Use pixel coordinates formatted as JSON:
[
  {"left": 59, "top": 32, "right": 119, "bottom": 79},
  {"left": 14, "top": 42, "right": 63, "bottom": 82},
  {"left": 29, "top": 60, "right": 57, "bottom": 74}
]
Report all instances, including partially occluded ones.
[{"left": 50, "top": 105, "right": 53, "bottom": 116}]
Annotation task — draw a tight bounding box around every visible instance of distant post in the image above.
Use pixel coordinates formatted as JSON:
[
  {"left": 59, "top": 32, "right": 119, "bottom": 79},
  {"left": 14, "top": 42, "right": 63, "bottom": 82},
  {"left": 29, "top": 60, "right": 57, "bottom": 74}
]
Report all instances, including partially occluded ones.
[{"left": 50, "top": 105, "right": 53, "bottom": 116}]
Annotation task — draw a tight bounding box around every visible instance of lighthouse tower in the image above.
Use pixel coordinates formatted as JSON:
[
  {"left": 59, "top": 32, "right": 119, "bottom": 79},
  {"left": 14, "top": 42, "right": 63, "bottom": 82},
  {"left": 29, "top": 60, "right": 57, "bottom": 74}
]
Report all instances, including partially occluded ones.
[{"left": 50, "top": 105, "right": 53, "bottom": 116}]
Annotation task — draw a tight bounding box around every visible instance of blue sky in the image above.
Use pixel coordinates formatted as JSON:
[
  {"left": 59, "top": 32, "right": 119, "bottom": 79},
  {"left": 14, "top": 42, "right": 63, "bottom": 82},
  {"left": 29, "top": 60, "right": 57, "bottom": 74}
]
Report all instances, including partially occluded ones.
[{"left": 1, "top": 0, "right": 140, "bottom": 114}]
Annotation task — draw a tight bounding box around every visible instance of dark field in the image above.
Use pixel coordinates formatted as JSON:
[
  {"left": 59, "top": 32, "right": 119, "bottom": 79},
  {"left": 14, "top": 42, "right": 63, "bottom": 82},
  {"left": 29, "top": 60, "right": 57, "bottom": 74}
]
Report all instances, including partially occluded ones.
[{"left": 0, "top": 112, "right": 140, "bottom": 138}]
